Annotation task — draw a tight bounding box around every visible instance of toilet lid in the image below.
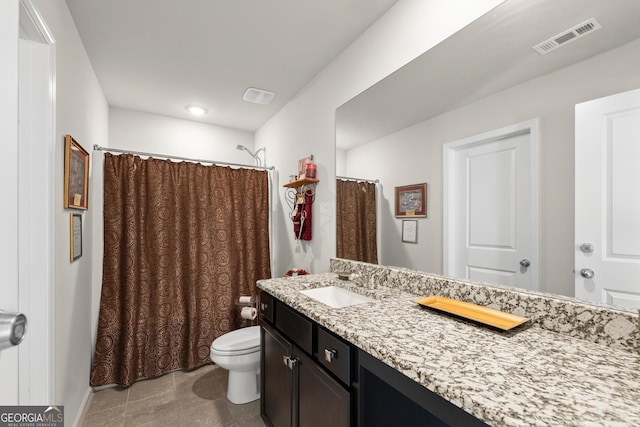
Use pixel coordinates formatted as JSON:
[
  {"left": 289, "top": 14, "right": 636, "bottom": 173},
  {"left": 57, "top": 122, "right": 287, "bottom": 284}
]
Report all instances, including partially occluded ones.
[{"left": 211, "top": 325, "right": 260, "bottom": 355}]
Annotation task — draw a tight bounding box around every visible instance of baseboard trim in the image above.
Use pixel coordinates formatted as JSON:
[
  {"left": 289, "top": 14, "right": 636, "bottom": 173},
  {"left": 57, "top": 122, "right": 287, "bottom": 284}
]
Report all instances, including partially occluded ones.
[{"left": 72, "top": 387, "right": 93, "bottom": 427}]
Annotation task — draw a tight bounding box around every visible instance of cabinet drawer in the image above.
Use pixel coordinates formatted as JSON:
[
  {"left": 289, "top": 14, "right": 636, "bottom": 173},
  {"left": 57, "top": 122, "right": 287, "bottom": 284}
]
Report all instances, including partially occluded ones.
[
  {"left": 276, "top": 301, "right": 313, "bottom": 354},
  {"left": 316, "top": 326, "right": 351, "bottom": 385},
  {"left": 259, "top": 292, "right": 274, "bottom": 323}
]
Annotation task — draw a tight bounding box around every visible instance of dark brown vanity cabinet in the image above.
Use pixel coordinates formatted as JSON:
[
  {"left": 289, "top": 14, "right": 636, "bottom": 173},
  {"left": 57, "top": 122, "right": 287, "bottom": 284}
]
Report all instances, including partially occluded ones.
[
  {"left": 260, "top": 292, "right": 491, "bottom": 427},
  {"left": 260, "top": 297, "right": 351, "bottom": 427}
]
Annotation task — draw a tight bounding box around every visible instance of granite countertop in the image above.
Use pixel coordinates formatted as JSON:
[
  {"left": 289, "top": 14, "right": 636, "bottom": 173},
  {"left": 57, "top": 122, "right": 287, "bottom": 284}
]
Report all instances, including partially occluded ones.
[{"left": 258, "top": 273, "right": 640, "bottom": 427}]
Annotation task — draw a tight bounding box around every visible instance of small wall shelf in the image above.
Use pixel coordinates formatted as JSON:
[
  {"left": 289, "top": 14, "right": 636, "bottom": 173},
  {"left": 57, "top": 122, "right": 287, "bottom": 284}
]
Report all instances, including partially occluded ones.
[{"left": 283, "top": 177, "right": 319, "bottom": 188}]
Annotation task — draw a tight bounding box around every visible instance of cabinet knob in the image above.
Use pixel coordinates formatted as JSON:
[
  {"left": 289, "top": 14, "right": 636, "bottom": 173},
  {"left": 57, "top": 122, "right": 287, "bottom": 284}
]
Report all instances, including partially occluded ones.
[{"left": 324, "top": 348, "right": 337, "bottom": 363}]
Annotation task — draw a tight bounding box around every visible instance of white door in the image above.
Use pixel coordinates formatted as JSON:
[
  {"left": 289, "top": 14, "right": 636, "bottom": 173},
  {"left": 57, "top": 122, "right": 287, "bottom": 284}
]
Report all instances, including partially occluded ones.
[
  {"left": 575, "top": 88, "right": 640, "bottom": 309},
  {"left": 0, "top": 0, "right": 21, "bottom": 405},
  {"left": 1, "top": 0, "right": 54, "bottom": 405},
  {"left": 444, "top": 119, "right": 540, "bottom": 290}
]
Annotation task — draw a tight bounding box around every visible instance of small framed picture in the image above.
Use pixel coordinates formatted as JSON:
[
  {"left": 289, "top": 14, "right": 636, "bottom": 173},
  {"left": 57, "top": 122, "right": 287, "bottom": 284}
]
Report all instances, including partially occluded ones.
[
  {"left": 395, "top": 183, "right": 427, "bottom": 217},
  {"left": 402, "top": 220, "right": 418, "bottom": 243},
  {"left": 64, "top": 134, "right": 90, "bottom": 210},
  {"left": 70, "top": 213, "right": 82, "bottom": 261}
]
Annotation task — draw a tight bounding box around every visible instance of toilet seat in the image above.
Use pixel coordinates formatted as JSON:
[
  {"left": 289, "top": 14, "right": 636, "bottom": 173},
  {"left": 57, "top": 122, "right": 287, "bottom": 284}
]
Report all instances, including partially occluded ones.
[{"left": 210, "top": 325, "right": 260, "bottom": 356}]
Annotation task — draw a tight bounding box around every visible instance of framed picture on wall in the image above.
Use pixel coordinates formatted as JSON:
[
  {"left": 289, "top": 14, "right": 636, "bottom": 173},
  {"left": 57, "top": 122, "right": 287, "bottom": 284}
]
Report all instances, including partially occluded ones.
[
  {"left": 64, "top": 134, "right": 90, "bottom": 210},
  {"left": 70, "top": 213, "right": 82, "bottom": 261},
  {"left": 395, "top": 183, "right": 427, "bottom": 217},
  {"left": 402, "top": 220, "right": 418, "bottom": 243}
]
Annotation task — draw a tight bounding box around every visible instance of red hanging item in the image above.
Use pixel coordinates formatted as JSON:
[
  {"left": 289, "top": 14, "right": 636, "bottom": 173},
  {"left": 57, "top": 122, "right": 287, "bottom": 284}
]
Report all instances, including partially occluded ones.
[{"left": 292, "top": 191, "right": 313, "bottom": 240}]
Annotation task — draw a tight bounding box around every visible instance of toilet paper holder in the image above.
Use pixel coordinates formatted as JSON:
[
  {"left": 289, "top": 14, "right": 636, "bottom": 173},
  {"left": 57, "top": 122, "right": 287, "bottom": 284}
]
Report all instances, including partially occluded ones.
[
  {"left": 238, "top": 295, "right": 255, "bottom": 305},
  {"left": 238, "top": 295, "right": 258, "bottom": 324}
]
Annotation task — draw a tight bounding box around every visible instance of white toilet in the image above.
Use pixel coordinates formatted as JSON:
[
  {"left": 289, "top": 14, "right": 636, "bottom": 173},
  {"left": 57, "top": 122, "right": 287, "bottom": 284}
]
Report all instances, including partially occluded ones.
[{"left": 210, "top": 325, "right": 261, "bottom": 404}]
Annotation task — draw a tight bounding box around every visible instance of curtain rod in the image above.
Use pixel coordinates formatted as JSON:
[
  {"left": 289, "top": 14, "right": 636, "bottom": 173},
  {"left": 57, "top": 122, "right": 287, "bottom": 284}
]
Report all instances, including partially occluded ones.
[
  {"left": 93, "top": 145, "right": 275, "bottom": 170},
  {"left": 336, "top": 175, "right": 379, "bottom": 184}
]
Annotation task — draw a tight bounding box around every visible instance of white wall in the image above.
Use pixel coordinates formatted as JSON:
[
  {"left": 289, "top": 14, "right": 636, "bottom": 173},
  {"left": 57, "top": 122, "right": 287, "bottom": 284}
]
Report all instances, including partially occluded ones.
[
  {"left": 109, "top": 108, "right": 255, "bottom": 164},
  {"left": 33, "top": 0, "right": 109, "bottom": 423},
  {"left": 257, "top": 0, "right": 504, "bottom": 276},
  {"left": 344, "top": 37, "right": 640, "bottom": 297}
]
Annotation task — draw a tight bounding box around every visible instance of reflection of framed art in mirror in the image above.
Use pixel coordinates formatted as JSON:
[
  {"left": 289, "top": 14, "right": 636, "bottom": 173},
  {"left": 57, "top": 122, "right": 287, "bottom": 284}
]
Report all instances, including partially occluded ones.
[
  {"left": 64, "top": 134, "right": 89, "bottom": 210},
  {"left": 395, "top": 183, "right": 427, "bottom": 217},
  {"left": 402, "top": 220, "right": 418, "bottom": 243}
]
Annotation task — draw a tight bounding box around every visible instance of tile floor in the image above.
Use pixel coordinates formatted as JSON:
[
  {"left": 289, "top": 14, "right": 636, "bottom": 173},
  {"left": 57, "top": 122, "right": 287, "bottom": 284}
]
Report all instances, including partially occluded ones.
[{"left": 79, "top": 364, "right": 266, "bottom": 427}]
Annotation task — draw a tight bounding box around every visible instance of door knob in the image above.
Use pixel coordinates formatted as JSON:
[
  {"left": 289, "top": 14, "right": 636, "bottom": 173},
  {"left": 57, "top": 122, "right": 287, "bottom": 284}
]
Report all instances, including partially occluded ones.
[
  {"left": 580, "top": 268, "right": 595, "bottom": 279},
  {"left": 579, "top": 243, "right": 594, "bottom": 253},
  {"left": 519, "top": 259, "right": 531, "bottom": 268},
  {"left": 0, "top": 310, "right": 27, "bottom": 351}
]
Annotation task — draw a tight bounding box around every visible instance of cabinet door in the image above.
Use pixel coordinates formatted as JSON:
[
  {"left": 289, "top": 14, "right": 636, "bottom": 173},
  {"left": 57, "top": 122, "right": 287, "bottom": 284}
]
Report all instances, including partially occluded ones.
[
  {"left": 262, "top": 324, "right": 294, "bottom": 427},
  {"left": 296, "top": 348, "right": 350, "bottom": 427},
  {"left": 358, "top": 350, "right": 488, "bottom": 427}
]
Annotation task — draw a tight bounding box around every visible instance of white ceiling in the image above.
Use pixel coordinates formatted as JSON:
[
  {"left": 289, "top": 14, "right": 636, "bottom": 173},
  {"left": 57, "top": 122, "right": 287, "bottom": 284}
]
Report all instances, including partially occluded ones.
[
  {"left": 336, "top": 0, "right": 640, "bottom": 149},
  {"left": 65, "top": 0, "right": 399, "bottom": 132}
]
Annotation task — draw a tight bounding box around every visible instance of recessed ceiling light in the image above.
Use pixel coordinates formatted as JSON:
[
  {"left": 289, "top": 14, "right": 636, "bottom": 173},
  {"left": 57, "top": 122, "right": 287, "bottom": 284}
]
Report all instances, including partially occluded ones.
[
  {"left": 243, "top": 88, "right": 275, "bottom": 105},
  {"left": 185, "top": 105, "right": 207, "bottom": 116}
]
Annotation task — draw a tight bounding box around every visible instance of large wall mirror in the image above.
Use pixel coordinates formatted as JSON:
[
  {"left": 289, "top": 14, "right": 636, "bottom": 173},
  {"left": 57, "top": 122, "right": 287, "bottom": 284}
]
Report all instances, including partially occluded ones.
[{"left": 335, "top": 0, "right": 640, "bottom": 310}]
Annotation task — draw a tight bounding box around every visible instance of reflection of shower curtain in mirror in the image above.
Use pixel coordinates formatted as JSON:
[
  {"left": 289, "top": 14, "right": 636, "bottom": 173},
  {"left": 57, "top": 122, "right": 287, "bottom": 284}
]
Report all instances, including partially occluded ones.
[{"left": 336, "top": 179, "right": 378, "bottom": 264}]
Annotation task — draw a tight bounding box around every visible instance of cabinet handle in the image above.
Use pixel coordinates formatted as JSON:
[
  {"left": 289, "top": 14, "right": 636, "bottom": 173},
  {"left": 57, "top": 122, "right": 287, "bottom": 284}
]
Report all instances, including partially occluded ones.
[
  {"left": 283, "top": 355, "right": 298, "bottom": 370},
  {"left": 261, "top": 303, "right": 268, "bottom": 311},
  {"left": 324, "top": 348, "right": 337, "bottom": 363}
]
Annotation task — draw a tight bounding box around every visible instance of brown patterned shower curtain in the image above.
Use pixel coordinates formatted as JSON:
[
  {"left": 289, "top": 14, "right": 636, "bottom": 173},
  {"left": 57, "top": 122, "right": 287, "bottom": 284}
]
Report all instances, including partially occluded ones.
[
  {"left": 90, "top": 153, "right": 271, "bottom": 387},
  {"left": 336, "top": 179, "right": 378, "bottom": 264}
]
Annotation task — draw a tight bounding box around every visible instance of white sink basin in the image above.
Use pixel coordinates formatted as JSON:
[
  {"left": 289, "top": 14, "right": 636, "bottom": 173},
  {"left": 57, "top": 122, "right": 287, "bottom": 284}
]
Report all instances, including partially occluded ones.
[{"left": 299, "top": 286, "right": 373, "bottom": 308}]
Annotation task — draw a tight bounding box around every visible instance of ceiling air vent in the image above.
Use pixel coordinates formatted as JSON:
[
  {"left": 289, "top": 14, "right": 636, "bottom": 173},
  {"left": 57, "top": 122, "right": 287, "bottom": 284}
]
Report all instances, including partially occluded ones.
[
  {"left": 532, "top": 18, "right": 602, "bottom": 55},
  {"left": 243, "top": 87, "right": 275, "bottom": 105}
]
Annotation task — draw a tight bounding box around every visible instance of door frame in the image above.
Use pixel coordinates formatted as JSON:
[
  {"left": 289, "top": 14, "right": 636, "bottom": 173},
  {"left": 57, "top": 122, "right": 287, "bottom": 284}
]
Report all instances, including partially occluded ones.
[
  {"left": 18, "top": 0, "right": 55, "bottom": 404},
  {"left": 0, "top": 0, "right": 21, "bottom": 405},
  {"left": 443, "top": 119, "right": 540, "bottom": 288}
]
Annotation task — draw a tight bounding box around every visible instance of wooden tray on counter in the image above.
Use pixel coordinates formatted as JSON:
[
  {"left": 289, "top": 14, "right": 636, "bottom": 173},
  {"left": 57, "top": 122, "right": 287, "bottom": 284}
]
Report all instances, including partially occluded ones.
[{"left": 414, "top": 296, "right": 528, "bottom": 331}]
